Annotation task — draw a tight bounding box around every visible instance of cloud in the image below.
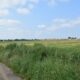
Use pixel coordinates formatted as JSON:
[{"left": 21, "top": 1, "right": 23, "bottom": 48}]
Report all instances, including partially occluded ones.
[
  {"left": 0, "top": 0, "right": 27, "bottom": 9},
  {"left": 0, "top": 9, "right": 9, "bottom": 16},
  {"left": 0, "top": 19, "right": 20, "bottom": 26},
  {"left": 51, "top": 17, "right": 80, "bottom": 29},
  {"left": 17, "top": 8, "right": 31, "bottom": 15},
  {"left": 0, "top": 0, "right": 70, "bottom": 16},
  {"left": 37, "top": 24, "right": 46, "bottom": 28},
  {"left": 16, "top": 0, "right": 39, "bottom": 15},
  {"left": 52, "top": 17, "right": 80, "bottom": 30},
  {"left": 28, "top": 3, "right": 35, "bottom": 9},
  {"left": 0, "top": 23, "right": 33, "bottom": 39},
  {"left": 0, "top": 0, "right": 39, "bottom": 16},
  {"left": 30, "top": 0, "right": 39, "bottom": 4},
  {"left": 48, "top": 0, "right": 70, "bottom": 6},
  {"left": 0, "top": 0, "right": 39, "bottom": 9},
  {"left": 48, "top": 0, "right": 57, "bottom": 6},
  {"left": 37, "top": 17, "right": 80, "bottom": 32}
]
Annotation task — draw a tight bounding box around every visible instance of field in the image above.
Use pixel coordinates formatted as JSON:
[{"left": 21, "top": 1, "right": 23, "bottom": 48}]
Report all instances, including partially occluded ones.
[
  {"left": 0, "top": 40, "right": 80, "bottom": 80},
  {"left": 0, "top": 39, "right": 80, "bottom": 47}
]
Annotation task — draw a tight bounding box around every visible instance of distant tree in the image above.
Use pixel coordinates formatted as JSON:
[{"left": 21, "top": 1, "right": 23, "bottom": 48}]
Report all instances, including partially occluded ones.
[
  {"left": 68, "top": 37, "right": 71, "bottom": 39},
  {"left": 68, "top": 37, "right": 77, "bottom": 40}
]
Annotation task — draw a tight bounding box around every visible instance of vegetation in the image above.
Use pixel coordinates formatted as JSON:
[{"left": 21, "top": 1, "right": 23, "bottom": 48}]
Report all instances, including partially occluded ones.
[
  {"left": 0, "top": 41, "right": 80, "bottom": 80},
  {"left": 0, "top": 39, "right": 80, "bottom": 47}
]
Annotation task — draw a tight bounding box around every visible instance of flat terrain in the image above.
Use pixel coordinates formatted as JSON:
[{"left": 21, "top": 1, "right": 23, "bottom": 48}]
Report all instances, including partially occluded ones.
[
  {"left": 0, "top": 40, "right": 80, "bottom": 80},
  {"left": 0, "top": 39, "right": 80, "bottom": 47}
]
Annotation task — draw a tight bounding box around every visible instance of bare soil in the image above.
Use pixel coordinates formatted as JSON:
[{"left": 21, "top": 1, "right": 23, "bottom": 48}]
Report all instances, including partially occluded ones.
[{"left": 0, "top": 63, "right": 22, "bottom": 80}]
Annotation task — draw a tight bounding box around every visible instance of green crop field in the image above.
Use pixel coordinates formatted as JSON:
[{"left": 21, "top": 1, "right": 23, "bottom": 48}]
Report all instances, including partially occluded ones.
[{"left": 0, "top": 40, "right": 80, "bottom": 80}]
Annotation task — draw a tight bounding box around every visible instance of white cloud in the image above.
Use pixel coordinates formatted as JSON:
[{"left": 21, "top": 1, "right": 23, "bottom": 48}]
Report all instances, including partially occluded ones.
[
  {"left": 0, "top": 0, "right": 39, "bottom": 9},
  {"left": 51, "top": 17, "right": 80, "bottom": 30},
  {"left": 0, "top": 0, "right": 70, "bottom": 16},
  {"left": 38, "top": 24, "right": 46, "bottom": 28},
  {"left": 0, "top": 0, "right": 27, "bottom": 9},
  {"left": 30, "top": 0, "right": 39, "bottom": 4},
  {"left": 28, "top": 3, "right": 35, "bottom": 9},
  {"left": 17, "top": 8, "right": 30, "bottom": 15},
  {"left": 48, "top": 0, "right": 57, "bottom": 6},
  {"left": 37, "top": 17, "right": 80, "bottom": 32},
  {"left": 0, "top": 19, "right": 20, "bottom": 26},
  {"left": 48, "top": 0, "right": 70, "bottom": 6},
  {"left": 16, "top": 0, "right": 39, "bottom": 15},
  {"left": 0, "top": 0, "right": 39, "bottom": 16},
  {"left": 59, "top": 0, "right": 70, "bottom": 2},
  {"left": 0, "top": 19, "right": 23, "bottom": 38},
  {"left": 0, "top": 24, "right": 33, "bottom": 39},
  {"left": 52, "top": 18, "right": 80, "bottom": 28},
  {"left": 0, "top": 9, "right": 9, "bottom": 16}
]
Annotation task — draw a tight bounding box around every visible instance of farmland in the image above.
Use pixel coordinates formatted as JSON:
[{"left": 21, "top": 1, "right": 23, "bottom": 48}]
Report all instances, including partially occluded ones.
[
  {"left": 0, "top": 39, "right": 80, "bottom": 47},
  {"left": 0, "top": 40, "right": 80, "bottom": 80}
]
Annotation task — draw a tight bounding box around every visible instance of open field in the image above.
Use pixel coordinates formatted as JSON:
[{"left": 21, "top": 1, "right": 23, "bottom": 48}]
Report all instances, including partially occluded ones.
[
  {"left": 0, "top": 40, "right": 80, "bottom": 80},
  {"left": 0, "top": 39, "right": 80, "bottom": 47}
]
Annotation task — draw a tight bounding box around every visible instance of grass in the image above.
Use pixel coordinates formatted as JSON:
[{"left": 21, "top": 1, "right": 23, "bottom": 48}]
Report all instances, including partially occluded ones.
[
  {"left": 0, "top": 40, "right": 80, "bottom": 80},
  {"left": 0, "top": 39, "right": 80, "bottom": 47}
]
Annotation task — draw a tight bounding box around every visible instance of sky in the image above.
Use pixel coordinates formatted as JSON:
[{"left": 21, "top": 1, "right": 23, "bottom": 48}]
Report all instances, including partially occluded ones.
[{"left": 0, "top": 0, "right": 80, "bottom": 39}]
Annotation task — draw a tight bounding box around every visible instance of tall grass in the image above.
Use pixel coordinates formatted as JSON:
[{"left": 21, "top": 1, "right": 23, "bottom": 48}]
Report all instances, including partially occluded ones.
[{"left": 0, "top": 43, "right": 80, "bottom": 80}]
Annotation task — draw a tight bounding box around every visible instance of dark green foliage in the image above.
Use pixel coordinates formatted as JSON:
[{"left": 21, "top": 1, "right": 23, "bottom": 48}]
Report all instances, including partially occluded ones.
[{"left": 0, "top": 43, "right": 80, "bottom": 80}]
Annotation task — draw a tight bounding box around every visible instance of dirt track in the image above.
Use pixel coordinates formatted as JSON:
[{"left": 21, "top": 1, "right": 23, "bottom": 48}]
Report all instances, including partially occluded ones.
[{"left": 0, "top": 63, "right": 22, "bottom": 80}]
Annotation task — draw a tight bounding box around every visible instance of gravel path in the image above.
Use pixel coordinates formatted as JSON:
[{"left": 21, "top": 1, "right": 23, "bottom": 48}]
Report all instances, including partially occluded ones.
[{"left": 0, "top": 63, "right": 22, "bottom": 80}]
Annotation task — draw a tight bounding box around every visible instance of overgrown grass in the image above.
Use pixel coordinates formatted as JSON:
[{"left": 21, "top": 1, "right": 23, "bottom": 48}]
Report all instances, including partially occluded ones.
[{"left": 0, "top": 43, "right": 80, "bottom": 80}]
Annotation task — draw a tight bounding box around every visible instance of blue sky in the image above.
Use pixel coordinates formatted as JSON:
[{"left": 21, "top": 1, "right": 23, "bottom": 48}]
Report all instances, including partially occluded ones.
[{"left": 0, "top": 0, "right": 80, "bottom": 39}]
